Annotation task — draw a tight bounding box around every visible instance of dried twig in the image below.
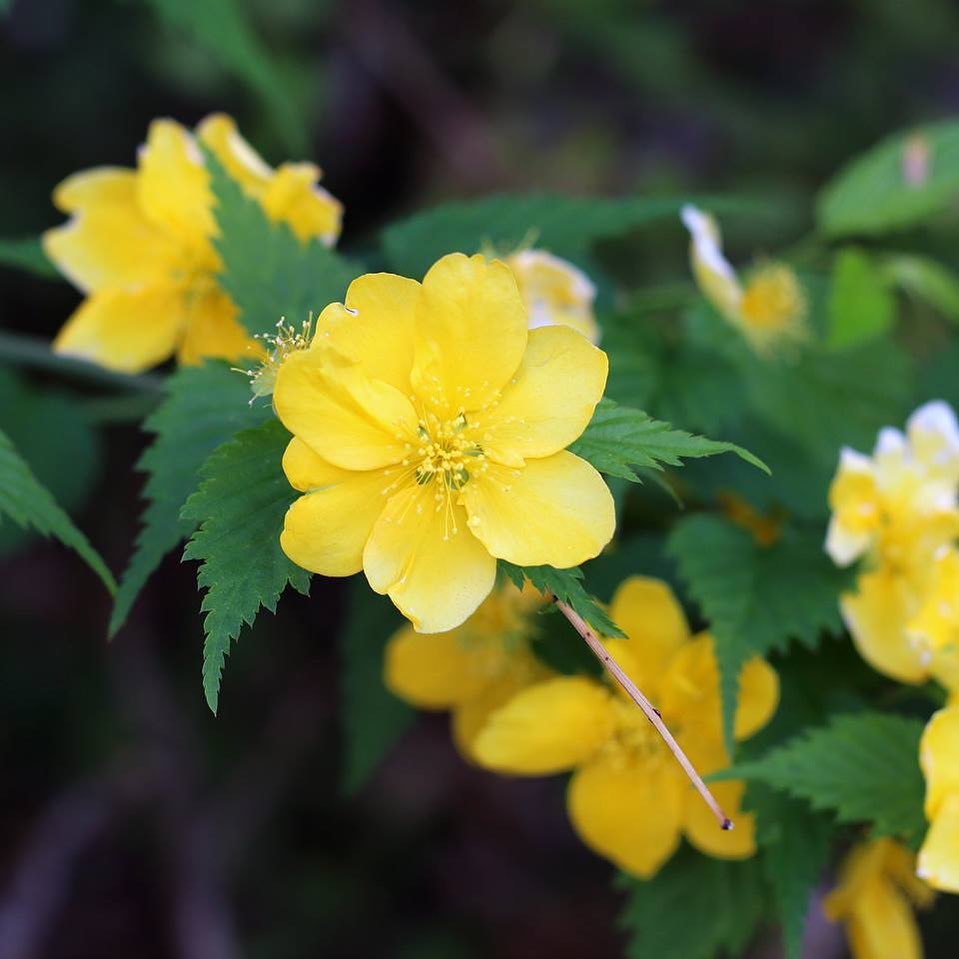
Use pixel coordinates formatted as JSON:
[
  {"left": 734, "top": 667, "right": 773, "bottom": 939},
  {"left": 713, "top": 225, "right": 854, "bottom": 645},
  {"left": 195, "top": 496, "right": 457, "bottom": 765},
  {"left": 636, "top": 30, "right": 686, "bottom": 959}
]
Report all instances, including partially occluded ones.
[{"left": 551, "top": 595, "right": 733, "bottom": 831}]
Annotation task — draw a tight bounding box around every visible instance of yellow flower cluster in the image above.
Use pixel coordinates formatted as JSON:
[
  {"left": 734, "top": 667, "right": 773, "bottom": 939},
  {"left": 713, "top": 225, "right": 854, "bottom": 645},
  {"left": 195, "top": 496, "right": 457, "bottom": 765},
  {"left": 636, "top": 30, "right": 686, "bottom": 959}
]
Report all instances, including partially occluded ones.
[
  {"left": 387, "top": 575, "right": 780, "bottom": 878},
  {"left": 825, "top": 401, "right": 959, "bottom": 689},
  {"left": 43, "top": 114, "right": 343, "bottom": 372},
  {"left": 682, "top": 204, "right": 806, "bottom": 355},
  {"left": 824, "top": 838, "right": 933, "bottom": 959}
]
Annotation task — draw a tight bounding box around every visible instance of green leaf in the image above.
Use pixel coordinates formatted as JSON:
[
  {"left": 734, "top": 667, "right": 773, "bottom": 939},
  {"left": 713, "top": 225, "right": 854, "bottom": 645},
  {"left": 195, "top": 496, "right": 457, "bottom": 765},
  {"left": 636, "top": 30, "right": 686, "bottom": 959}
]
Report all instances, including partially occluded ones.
[
  {"left": 340, "top": 579, "right": 415, "bottom": 793},
  {"left": 568, "top": 398, "right": 768, "bottom": 483},
  {"left": 747, "top": 786, "right": 834, "bottom": 959},
  {"left": 818, "top": 120, "right": 959, "bottom": 237},
  {"left": 498, "top": 560, "right": 624, "bottom": 638},
  {"left": 141, "top": 0, "right": 305, "bottom": 153},
  {"left": 0, "top": 427, "right": 114, "bottom": 593},
  {"left": 181, "top": 418, "right": 311, "bottom": 714},
  {"left": 206, "top": 147, "right": 361, "bottom": 338},
  {"left": 667, "top": 515, "right": 850, "bottom": 751},
  {"left": 827, "top": 248, "right": 896, "bottom": 350},
  {"left": 883, "top": 253, "right": 959, "bottom": 324},
  {"left": 382, "top": 194, "right": 762, "bottom": 279},
  {"left": 110, "top": 363, "right": 270, "bottom": 637},
  {"left": 617, "top": 846, "right": 766, "bottom": 959},
  {"left": 725, "top": 712, "right": 927, "bottom": 846},
  {"left": 0, "top": 236, "right": 58, "bottom": 279}
]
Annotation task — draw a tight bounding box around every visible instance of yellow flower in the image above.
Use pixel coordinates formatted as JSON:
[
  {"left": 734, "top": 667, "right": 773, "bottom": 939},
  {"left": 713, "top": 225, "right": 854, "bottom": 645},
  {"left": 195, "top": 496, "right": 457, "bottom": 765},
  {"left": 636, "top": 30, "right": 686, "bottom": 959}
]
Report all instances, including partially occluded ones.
[
  {"left": 470, "top": 576, "right": 779, "bottom": 878},
  {"left": 43, "top": 113, "right": 343, "bottom": 373},
  {"left": 824, "top": 838, "right": 933, "bottom": 959},
  {"left": 717, "top": 490, "right": 783, "bottom": 547},
  {"left": 918, "top": 705, "right": 959, "bottom": 892},
  {"left": 273, "top": 253, "right": 615, "bottom": 633},
  {"left": 384, "top": 581, "right": 550, "bottom": 756},
  {"left": 505, "top": 249, "right": 600, "bottom": 343},
  {"left": 826, "top": 403, "right": 959, "bottom": 685},
  {"left": 681, "top": 204, "right": 806, "bottom": 354}
]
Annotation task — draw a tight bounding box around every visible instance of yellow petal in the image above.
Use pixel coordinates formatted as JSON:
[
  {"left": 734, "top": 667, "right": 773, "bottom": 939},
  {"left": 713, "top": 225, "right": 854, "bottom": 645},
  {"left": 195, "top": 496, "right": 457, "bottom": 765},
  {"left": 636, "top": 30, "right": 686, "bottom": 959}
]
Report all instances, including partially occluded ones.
[
  {"left": 918, "top": 793, "right": 959, "bottom": 894},
  {"left": 842, "top": 880, "right": 925, "bottom": 959},
  {"left": 412, "top": 253, "right": 527, "bottom": 415},
  {"left": 681, "top": 205, "right": 742, "bottom": 321},
  {"left": 385, "top": 623, "right": 490, "bottom": 708},
  {"left": 175, "top": 286, "right": 256, "bottom": 365},
  {"left": 920, "top": 705, "right": 959, "bottom": 820},
  {"left": 282, "top": 437, "right": 353, "bottom": 492},
  {"left": 472, "top": 676, "right": 615, "bottom": 774},
  {"left": 43, "top": 169, "right": 180, "bottom": 294},
  {"left": 260, "top": 163, "right": 342, "bottom": 245},
  {"left": 273, "top": 349, "right": 417, "bottom": 470},
  {"left": 841, "top": 569, "right": 928, "bottom": 685},
  {"left": 684, "top": 779, "right": 757, "bottom": 860},
  {"left": 608, "top": 577, "right": 690, "bottom": 691},
  {"left": 280, "top": 468, "right": 390, "bottom": 577},
  {"left": 362, "top": 482, "right": 496, "bottom": 633},
  {"left": 137, "top": 118, "right": 214, "bottom": 252},
  {"left": 315, "top": 273, "right": 420, "bottom": 394},
  {"left": 52, "top": 285, "right": 184, "bottom": 373},
  {"left": 460, "top": 451, "right": 615, "bottom": 567},
  {"left": 479, "top": 325, "right": 607, "bottom": 463},
  {"left": 196, "top": 113, "right": 271, "bottom": 193},
  {"left": 567, "top": 751, "right": 685, "bottom": 878}
]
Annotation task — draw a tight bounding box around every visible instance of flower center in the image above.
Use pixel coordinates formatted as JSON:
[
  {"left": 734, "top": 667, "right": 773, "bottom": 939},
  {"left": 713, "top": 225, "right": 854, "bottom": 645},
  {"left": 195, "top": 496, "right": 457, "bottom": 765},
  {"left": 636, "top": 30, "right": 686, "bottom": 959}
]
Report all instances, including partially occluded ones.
[{"left": 413, "top": 413, "right": 486, "bottom": 491}]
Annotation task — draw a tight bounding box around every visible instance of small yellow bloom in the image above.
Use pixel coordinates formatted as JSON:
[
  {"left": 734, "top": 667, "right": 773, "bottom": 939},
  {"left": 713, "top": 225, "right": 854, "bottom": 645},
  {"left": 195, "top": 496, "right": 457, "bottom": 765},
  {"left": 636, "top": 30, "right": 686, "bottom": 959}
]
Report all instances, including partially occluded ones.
[
  {"left": 471, "top": 576, "right": 779, "bottom": 878},
  {"left": 826, "top": 402, "right": 959, "bottom": 686},
  {"left": 273, "top": 253, "right": 615, "bottom": 633},
  {"left": 681, "top": 204, "right": 806, "bottom": 354},
  {"left": 824, "top": 838, "right": 933, "bottom": 959},
  {"left": 384, "top": 581, "right": 549, "bottom": 757},
  {"left": 505, "top": 249, "right": 600, "bottom": 343},
  {"left": 44, "top": 114, "right": 343, "bottom": 373},
  {"left": 919, "top": 705, "right": 959, "bottom": 892},
  {"left": 717, "top": 490, "right": 783, "bottom": 546}
]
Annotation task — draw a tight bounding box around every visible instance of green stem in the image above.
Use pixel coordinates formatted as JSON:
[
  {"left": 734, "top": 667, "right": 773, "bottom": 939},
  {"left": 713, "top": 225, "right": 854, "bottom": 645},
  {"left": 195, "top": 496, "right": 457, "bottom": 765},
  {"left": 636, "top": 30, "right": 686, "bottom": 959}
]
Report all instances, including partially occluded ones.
[{"left": 0, "top": 331, "right": 163, "bottom": 392}]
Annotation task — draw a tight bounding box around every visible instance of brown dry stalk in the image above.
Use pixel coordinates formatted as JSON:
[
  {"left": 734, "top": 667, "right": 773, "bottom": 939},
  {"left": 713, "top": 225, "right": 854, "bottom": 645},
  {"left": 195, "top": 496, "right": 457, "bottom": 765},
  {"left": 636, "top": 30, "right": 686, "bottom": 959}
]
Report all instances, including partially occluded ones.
[{"left": 550, "top": 595, "right": 733, "bottom": 832}]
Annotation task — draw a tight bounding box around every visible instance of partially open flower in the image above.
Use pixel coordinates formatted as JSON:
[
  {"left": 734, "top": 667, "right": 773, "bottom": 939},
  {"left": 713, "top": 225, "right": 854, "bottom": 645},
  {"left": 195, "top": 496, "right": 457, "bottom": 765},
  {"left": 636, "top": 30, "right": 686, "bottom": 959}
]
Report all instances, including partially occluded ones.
[
  {"left": 44, "top": 114, "right": 342, "bottom": 373},
  {"left": 471, "top": 577, "right": 779, "bottom": 877},
  {"left": 824, "top": 838, "right": 933, "bottom": 959},
  {"left": 273, "top": 253, "right": 615, "bottom": 632},
  {"left": 681, "top": 204, "right": 806, "bottom": 355}
]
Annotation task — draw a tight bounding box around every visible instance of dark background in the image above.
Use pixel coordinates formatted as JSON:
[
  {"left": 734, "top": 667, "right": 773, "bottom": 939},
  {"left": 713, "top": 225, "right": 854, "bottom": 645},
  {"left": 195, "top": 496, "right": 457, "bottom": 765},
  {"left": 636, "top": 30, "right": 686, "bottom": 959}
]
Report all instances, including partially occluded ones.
[{"left": 2, "top": 1, "right": 959, "bottom": 957}]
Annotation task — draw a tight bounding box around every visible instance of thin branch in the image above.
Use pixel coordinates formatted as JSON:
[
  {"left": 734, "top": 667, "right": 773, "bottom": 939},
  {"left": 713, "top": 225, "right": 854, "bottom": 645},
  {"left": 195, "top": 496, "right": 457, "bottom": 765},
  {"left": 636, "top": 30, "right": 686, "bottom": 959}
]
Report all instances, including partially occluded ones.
[{"left": 551, "top": 595, "right": 733, "bottom": 831}]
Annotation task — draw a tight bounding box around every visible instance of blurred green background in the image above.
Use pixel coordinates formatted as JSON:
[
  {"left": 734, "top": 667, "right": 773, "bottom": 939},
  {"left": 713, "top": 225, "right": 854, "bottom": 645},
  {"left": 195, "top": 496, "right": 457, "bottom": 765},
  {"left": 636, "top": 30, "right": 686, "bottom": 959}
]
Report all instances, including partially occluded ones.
[{"left": 2, "top": 1, "right": 959, "bottom": 957}]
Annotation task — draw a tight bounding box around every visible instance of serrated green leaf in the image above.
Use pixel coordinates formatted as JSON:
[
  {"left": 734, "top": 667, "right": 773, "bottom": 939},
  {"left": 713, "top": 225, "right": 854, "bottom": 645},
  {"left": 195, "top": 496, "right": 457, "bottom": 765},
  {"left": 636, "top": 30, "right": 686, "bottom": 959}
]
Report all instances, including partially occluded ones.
[
  {"left": 884, "top": 253, "right": 959, "bottom": 324},
  {"left": 206, "top": 147, "right": 361, "bottom": 338},
  {"left": 725, "top": 712, "right": 927, "bottom": 846},
  {"left": 382, "top": 194, "right": 763, "bottom": 279},
  {"left": 747, "top": 785, "right": 834, "bottom": 959},
  {"left": 498, "top": 560, "right": 624, "bottom": 638},
  {"left": 0, "top": 427, "right": 114, "bottom": 593},
  {"left": 340, "top": 578, "right": 415, "bottom": 794},
  {"left": 0, "top": 236, "right": 58, "bottom": 279},
  {"left": 817, "top": 120, "right": 959, "bottom": 237},
  {"left": 181, "top": 418, "right": 311, "bottom": 714},
  {"left": 617, "top": 846, "right": 766, "bottom": 959},
  {"left": 568, "top": 398, "right": 768, "bottom": 483},
  {"left": 141, "top": 0, "right": 305, "bottom": 153},
  {"left": 110, "top": 363, "right": 270, "bottom": 637},
  {"left": 667, "top": 515, "right": 850, "bottom": 751},
  {"left": 827, "top": 248, "right": 896, "bottom": 350}
]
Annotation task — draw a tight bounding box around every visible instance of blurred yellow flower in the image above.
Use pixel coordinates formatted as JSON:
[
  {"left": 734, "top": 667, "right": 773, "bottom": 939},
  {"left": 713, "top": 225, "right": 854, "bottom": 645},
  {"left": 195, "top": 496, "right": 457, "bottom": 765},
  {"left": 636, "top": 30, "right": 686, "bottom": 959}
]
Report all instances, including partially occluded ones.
[
  {"left": 273, "top": 253, "right": 615, "bottom": 633},
  {"left": 43, "top": 113, "right": 342, "bottom": 373},
  {"left": 681, "top": 204, "right": 806, "bottom": 354},
  {"left": 384, "top": 581, "right": 549, "bottom": 757},
  {"left": 825, "top": 402, "right": 959, "bottom": 686},
  {"left": 918, "top": 705, "right": 959, "bottom": 893},
  {"left": 471, "top": 576, "right": 779, "bottom": 878},
  {"left": 505, "top": 249, "right": 600, "bottom": 343},
  {"left": 824, "top": 838, "right": 933, "bottom": 959}
]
